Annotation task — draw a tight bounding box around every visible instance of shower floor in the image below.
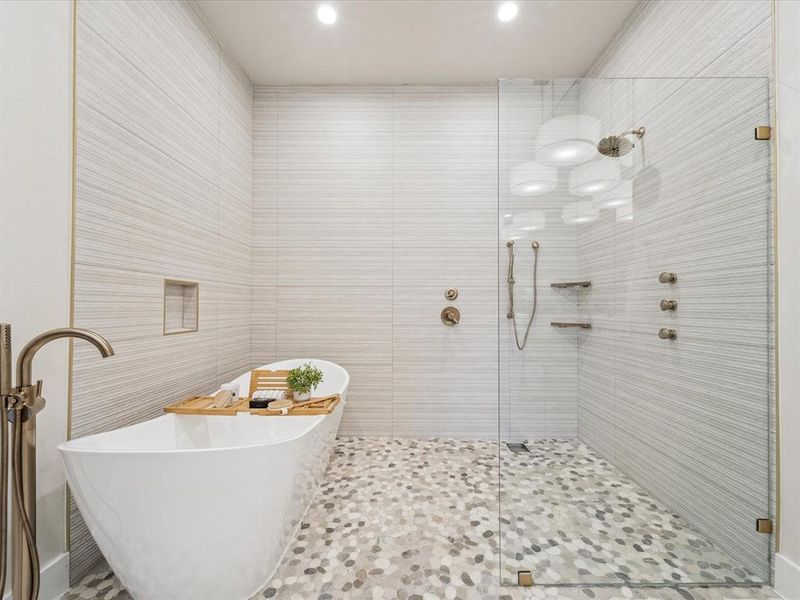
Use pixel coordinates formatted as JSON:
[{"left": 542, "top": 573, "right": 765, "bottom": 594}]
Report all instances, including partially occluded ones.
[
  {"left": 66, "top": 437, "right": 770, "bottom": 600},
  {"left": 499, "top": 439, "right": 762, "bottom": 585}
]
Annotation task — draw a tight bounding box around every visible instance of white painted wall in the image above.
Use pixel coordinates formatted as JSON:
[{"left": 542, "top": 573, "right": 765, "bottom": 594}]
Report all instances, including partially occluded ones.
[
  {"left": 0, "top": 1, "right": 74, "bottom": 598},
  {"left": 776, "top": 3, "right": 800, "bottom": 597}
]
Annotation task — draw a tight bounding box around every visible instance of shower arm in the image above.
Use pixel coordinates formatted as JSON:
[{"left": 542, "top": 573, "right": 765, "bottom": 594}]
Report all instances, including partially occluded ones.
[{"left": 619, "top": 126, "right": 645, "bottom": 139}]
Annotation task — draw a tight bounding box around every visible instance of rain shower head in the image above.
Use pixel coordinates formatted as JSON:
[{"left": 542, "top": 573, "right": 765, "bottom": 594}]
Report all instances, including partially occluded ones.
[{"left": 597, "top": 126, "right": 645, "bottom": 157}]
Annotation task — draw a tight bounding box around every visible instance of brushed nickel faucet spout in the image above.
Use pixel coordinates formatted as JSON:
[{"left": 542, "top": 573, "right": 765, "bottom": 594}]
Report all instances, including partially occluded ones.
[{"left": 17, "top": 327, "right": 114, "bottom": 388}]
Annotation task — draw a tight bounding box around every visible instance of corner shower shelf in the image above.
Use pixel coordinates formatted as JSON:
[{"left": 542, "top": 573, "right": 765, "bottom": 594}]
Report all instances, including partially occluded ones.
[
  {"left": 551, "top": 322, "right": 592, "bottom": 330},
  {"left": 551, "top": 281, "right": 592, "bottom": 289}
]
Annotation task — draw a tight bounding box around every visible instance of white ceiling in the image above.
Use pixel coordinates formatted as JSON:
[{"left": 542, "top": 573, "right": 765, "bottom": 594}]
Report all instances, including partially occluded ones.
[{"left": 197, "top": 0, "right": 639, "bottom": 86}]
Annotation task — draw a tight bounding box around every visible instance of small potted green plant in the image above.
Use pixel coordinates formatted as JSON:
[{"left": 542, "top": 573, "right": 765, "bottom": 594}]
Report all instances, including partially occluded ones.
[{"left": 286, "top": 363, "right": 323, "bottom": 401}]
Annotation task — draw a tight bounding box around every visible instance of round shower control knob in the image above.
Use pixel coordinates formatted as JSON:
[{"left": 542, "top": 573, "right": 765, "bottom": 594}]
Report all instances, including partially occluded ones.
[
  {"left": 444, "top": 288, "right": 459, "bottom": 301},
  {"left": 660, "top": 299, "right": 678, "bottom": 311},
  {"left": 658, "top": 328, "right": 677, "bottom": 340},
  {"left": 658, "top": 272, "right": 677, "bottom": 284}
]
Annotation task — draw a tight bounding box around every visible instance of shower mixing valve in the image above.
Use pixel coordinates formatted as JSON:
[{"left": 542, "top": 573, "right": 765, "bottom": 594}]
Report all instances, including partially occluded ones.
[{"left": 441, "top": 307, "right": 460, "bottom": 326}]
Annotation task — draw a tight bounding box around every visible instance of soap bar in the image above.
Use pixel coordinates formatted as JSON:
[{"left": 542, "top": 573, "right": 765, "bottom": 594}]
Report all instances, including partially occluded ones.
[{"left": 249, "top": 398, "right": 270, "bottom": 409}]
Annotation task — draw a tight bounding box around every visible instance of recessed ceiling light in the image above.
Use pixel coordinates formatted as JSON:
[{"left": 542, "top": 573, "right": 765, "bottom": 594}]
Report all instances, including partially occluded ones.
[
  {"left": 317, "top": 4, "right": 337, "bottom": 25},
  {"left": 497, "top": 2, "right": 519, "bottom": 22}
]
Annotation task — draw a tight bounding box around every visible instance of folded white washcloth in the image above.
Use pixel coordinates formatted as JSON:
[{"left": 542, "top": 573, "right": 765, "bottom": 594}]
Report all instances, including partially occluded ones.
[
  {"left": 211, "top": 390, "right": 234, "bottom": 408},
  {"left": 220, "top": 382, "right": 240, "bottom": 398},
  {"left": 252, "top": 389, "right": 286, "bottom": 401}
]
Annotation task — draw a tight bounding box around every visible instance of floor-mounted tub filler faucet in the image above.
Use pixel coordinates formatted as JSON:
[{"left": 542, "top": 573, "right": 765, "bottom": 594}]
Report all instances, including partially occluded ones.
[{"left": 0, "top": 324, "right": 114, "bottom": 600}]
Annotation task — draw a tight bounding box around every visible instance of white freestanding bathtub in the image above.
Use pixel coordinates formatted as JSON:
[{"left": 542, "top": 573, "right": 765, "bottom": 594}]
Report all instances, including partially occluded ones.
[{"left": 59, "top": 359, "right": 348, "bottom": 600}]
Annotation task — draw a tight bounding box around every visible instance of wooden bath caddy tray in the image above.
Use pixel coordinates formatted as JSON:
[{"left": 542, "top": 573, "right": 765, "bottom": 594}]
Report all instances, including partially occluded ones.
[
  {"left": 164, "top": 369, "right": 340, "bottom": 416},
  {"left": 246, "top": 394, "right": 340, "bottom": 416},
  {"left": 163, "top": 394, "right": 340, "bottom": 416},
  {"left": 163, "top": 395, "right": 248, "bottom": 416},
  {"left": 243, "top": 369, "right": 340, "bottom": 415}
]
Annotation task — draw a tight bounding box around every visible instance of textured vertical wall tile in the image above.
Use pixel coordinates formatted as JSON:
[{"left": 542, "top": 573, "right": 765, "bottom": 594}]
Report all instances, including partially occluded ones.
[
  {"left": 72, "top": 0, "right": 253, "bottom": 581},
  {"left": 336, "top": 365, "right": 393, "bottom": 437},
  {"left": 252, "top": 85, "right": 507, "bottom": 438},
  {"left": 251, "top": 88, "right": 278, "bottom": 369},
  {"left": 251, "top": 82, "right": 576, "bottom": 439},
  {"left": 76, "top": 20, "right": 218, "bottom": 183},
  {"left": 276, "top": 286, "right": 392, "bottom": 365},
  {"left": 577, "top": 0, "right": 774, "bottom": 581}
]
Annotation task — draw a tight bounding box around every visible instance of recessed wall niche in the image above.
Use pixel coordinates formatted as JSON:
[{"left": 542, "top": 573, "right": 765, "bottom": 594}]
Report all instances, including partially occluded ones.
[{"left": 163, "top": 280, "right": 199, "bottom": 335}]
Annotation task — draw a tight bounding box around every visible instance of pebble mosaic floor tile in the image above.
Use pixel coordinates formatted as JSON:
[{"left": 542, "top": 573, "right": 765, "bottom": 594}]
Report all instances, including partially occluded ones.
[
  {"left": 65, "top": 438, "right": 773, "bottom": 600},
  {"left": 499, "top": 440, "right": 763, "bottom": 585}
]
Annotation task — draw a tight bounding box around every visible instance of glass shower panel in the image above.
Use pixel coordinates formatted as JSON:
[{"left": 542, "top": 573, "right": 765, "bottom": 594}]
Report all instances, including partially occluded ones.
[{"left": 498, "top": 77, "right": 771, "bottom": 587}]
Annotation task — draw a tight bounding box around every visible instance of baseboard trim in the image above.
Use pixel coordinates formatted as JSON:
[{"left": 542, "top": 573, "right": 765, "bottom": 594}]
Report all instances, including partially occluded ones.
[
  {"left": 2, "top": 551, "right": 69, "bottom": 600},
  {"left": 776, "top": 552, "right": 800, "bottom": 600}
]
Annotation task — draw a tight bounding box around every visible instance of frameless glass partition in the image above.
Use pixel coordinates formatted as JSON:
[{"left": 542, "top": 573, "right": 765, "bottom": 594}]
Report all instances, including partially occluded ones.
[{"left": 498, "top": 77, "right": 772, "bottom": 586}]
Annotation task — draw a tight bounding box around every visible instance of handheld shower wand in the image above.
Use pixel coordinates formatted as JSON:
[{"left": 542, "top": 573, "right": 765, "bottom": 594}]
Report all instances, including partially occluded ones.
[{"left": 506, "top": 240, "right": 540, "bottom": 350}]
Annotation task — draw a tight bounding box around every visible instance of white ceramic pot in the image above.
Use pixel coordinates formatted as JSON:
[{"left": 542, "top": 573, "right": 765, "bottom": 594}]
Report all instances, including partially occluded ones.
[{"left": 293, "top": 390, "right": 312, "bottom": 401}]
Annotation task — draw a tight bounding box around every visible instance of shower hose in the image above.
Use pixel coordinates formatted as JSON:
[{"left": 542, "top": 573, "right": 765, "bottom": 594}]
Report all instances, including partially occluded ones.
[
  {"left": 13, "top": 402, "right": 41, "bottom": 600},
  {"left": 0, "top": 394, "right": 7, "bottom": 596},
  {"left": 507, "top": 240, "right": 540, "bottom": 351},
  {"left": 0, "top": 397, "right": 41, "bottom": 600}
]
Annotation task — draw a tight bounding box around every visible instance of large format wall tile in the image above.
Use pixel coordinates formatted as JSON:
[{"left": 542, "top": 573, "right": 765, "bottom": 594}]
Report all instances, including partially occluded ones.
[
  {"left": 392, "top": 246, "right": 497, "bottom": 288},
  {"left": 76, "top": 20, "right": 218, "bottom": 183},
  {"left": 589, "top": 1, "right": 770, "bottom": 79},
  {"left": 78, "top": 0, "right": 219, "bottom": 131},
  {"left": 75, "top": 105, "right": 219, "bottom": 277},
  {"left": 250, "top": 82, "right": 576, "bottom": 442},
  {"left": 276, "top": 286, "right": 392, "bottom": 365},
  {"left": 253, "top": 86, "right": 514, "bottom": 438},
  {"left": 72, "top": 0, "right": 253, "bottom": 583},
  {"left": 251, "top": 89, "right": 278, "bottom": 369},
  {"left": 336, "top": 364, "right": 393, "bottom": 437},
  {"left": 577, "top": 0, "right": 774, "bottom": 581}
]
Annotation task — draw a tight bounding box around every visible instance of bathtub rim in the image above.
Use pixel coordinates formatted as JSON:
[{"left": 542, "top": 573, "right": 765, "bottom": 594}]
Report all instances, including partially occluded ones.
[
  {"left": 58, "top": 413, "right": 341, "bottom": 456},
  {"left": 60, "top": 358, "right": 349, "bottom": 456}
]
